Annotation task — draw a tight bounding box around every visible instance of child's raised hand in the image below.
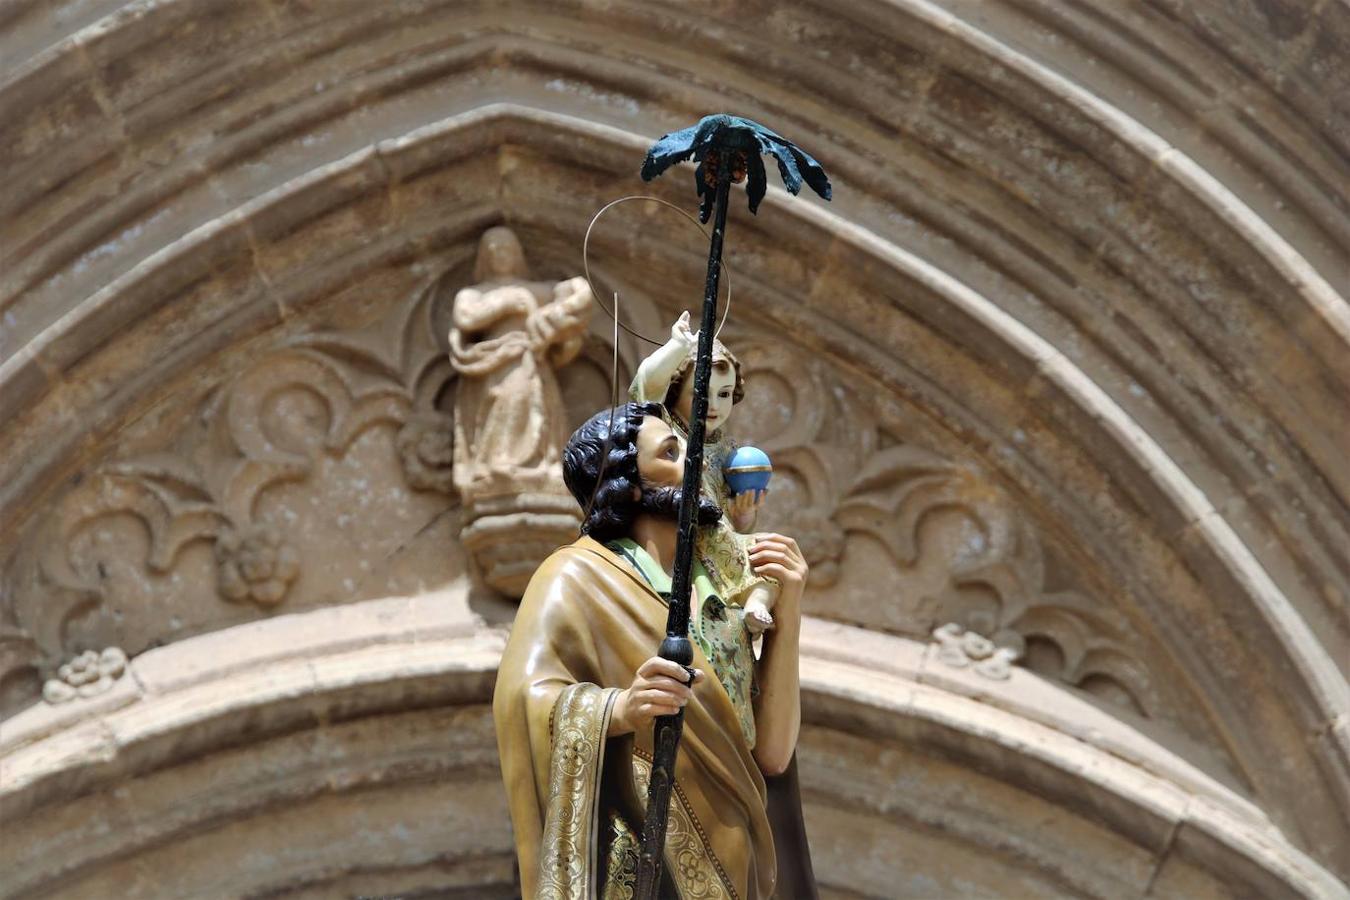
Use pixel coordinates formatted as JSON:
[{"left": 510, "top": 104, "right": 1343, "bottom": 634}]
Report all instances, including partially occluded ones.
[{"left": 671, "top": 310, "right": 696, "bottom": 347}]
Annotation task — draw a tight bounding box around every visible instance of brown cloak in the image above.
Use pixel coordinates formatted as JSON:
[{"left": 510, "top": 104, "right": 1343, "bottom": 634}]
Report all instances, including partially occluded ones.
[{"left": 493, "top": 537, "right": 816, "bottom": 899}]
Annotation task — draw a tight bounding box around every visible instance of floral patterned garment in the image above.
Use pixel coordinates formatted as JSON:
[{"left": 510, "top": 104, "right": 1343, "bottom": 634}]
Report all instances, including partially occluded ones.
[
  {"left": 627, "top": 375, "right": 776, "bottom": 607},
  {"left": 600, "top": 809, "right": 639, "bottom": 899},
  {"left": 668, "top": 416, "right": 776, "bottom": 607},
  {"left": 607, "top": 539, "right": 758, "bottom": 750}
]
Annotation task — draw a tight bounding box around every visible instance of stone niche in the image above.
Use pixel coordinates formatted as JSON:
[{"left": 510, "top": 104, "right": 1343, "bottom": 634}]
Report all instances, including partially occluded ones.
[
  {"left": 0, "top": 224, "right": 650, "bottom": 717},
  {"left": 2, "top": 0, "right": 1349, "bottom": 895}
]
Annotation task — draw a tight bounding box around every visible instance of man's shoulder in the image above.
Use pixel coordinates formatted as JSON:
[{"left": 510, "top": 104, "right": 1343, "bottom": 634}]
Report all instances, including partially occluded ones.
[
  {"left": 534, "top": 536, "right": 659, "bottom": 600},
  {"left": 517, "top": 537, "right": 647, "bottom": 627},
  {"left": 527, "top": 537, "right": 623, "bottom": 589},
  {"left": 543, "top": 536, "right": 614, "bottom": 567}
]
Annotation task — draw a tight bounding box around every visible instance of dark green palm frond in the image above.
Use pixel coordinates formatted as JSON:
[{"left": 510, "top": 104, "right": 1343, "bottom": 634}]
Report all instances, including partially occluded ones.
[{"left": 641, "top": 114, "right": 831, "bottom": 221}]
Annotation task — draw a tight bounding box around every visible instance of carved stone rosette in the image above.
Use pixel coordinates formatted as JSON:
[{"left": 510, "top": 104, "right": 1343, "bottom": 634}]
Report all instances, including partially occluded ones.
[
  {"left": 215, "top": 525, "right": 301, "bottom": 607},
  {"left": 931, "top": 622, "right": 1021, "bottom": 681},
  {"left": 42, "top": 647, "right": 127, "bottom": 704}
]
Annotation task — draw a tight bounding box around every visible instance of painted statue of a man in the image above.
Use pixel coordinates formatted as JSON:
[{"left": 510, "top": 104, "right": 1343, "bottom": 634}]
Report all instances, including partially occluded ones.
[
  {"left": 449, "top": 226, "right": 592, "bottom": 495},
  {"left": 493, "top": 402, "right": 817, "bottom": 898}
]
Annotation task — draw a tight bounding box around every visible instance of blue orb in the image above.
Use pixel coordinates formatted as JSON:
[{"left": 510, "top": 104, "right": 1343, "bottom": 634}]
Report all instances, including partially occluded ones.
[{"left": 725, "top": 446, "right": 772, "bottom": 497}]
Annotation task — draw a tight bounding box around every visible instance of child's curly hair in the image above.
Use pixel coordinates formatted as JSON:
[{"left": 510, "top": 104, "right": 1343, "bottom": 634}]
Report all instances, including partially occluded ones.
[{"left": 662, "top": 340, "right": 745, "bottom": 413}]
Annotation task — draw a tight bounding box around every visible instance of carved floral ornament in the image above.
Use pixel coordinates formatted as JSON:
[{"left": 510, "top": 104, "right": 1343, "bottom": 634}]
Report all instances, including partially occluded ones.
[
  {"left": 930, "top": 623, "right": 1020, "bottom": 681},
  {"left": 1, "top": 265, "right": 464, "bottom": 709},
  {"left": 215, "top": 525, "right": 300, "bottom": 607},
  {"left": 727, "top": 331, "right": 1165, "bottom": 720},
  {"left": 396, "top": 412, "right": 456, "bottom": 493},
  {"left": 3, "top": 237, "right": 1163, "bottom": 725},
  {"left": 41, "top": 646, "right": 128, "bottom": 704}
]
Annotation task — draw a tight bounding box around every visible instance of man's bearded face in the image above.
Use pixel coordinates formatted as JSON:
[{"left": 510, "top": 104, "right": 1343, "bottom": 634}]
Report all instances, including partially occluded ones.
[{"left": 635, "top": 415, "right": 721, "bottom": 525}]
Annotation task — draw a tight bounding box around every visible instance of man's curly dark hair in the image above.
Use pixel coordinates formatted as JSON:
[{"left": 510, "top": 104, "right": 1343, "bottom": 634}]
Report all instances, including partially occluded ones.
[
  {"left": 563, "top": 402, "right": 663, "bottom": 543},
  {"left": 563, "top": 401, "right": 721, "bottom": 543}
]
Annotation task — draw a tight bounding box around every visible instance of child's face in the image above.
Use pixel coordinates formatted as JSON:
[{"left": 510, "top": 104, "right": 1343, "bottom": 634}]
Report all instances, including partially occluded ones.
[{"left": 674, "top": 359, "right": 736, "bottom": 433}]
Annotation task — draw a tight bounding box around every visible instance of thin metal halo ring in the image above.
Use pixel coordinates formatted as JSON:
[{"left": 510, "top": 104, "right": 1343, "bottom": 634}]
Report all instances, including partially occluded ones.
[{"left": 582, "top": 194, "right": 734, "bottom": 346}]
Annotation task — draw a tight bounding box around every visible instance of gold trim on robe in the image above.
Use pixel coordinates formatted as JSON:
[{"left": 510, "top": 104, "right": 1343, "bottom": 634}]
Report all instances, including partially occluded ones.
[
  {"left": 494, "top": 537, "right": 779, "bottom": 899},
  {"left": 632, "top": 751, "right": 737, "bottom": 899},
  {"left": 537, "top": 683, "right": 620, "bottom": 899}
]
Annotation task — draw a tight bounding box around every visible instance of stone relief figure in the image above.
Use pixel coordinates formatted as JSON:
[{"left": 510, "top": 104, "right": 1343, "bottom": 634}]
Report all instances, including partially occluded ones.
[
  {"left": 450, "top": 227, "right": 596, "bottom": 596},
  {"left": 449, "top": 226, "right": 591, "bottom": 494}
]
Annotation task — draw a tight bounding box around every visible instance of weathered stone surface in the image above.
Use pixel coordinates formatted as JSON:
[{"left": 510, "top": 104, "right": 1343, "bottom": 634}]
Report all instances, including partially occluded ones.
[
  {"left": 2, "top": 0, "right": 1347, "bottom": 895},
  {"left": 3, "top": 604, "right": 1339, "bottom": 897}
]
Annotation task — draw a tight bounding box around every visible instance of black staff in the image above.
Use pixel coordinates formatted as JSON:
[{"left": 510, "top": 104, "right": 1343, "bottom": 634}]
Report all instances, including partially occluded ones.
[{"left": 633, "top": 114, "right": 831, "bottom": 900}]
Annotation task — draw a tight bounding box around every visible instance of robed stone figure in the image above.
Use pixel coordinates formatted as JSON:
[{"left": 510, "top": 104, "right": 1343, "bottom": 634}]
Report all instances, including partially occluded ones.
[
  {"left": 450, "top": 226, "right": 591, "bottom": 496},
  {"left": 493, "top": 401, "right": 817, "bottom": 898},
  {"left": 448, "top": 226, "right": 595, "bottom": 596}
]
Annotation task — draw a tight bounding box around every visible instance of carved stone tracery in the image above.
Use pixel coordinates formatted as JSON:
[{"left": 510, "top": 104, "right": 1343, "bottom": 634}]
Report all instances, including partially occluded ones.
[
  {"left": 0, "top": 229, "right": 626, "bottom": 715},
  {"left": 731, "top": 333, "right": 1163, "bottom": 721},
  {"left": 2, "top": 286, "right": 1179, "bottom": 735}
]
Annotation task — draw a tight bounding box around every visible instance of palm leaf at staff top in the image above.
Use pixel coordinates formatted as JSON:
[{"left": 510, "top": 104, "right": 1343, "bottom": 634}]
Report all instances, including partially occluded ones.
[{"left": 640, "top": 114, "right": 832, "bottom": 222}]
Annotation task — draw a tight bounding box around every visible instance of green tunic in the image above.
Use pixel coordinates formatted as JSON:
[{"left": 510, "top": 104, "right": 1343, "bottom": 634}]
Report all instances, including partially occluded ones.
[
  {"left": 628, "top": 374, "right": 774, "bottom": 607},
  {"left": 607, "top": 537, "right": 758, "bottom": 750}
]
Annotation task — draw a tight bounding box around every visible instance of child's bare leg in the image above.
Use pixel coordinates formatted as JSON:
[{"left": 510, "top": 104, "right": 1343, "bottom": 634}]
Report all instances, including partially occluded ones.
[{"left": 742, "top": 582, "right": 778, "bottom": 635}]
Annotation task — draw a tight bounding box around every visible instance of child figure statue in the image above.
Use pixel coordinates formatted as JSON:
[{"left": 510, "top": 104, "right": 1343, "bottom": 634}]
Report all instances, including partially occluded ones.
[{"left": 630, "top": 312, "right": 779, "bottom": 634}]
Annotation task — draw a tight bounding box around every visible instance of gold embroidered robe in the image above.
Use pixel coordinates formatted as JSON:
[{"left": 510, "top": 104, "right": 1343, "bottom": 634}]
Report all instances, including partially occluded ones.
[{"left": 493, "top": 536, "right": 809, "bottom": 899}]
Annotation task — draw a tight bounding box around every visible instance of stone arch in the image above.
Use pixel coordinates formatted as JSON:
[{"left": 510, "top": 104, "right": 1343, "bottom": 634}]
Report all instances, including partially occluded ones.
[
  {"left": 2, "top": 599, "right": 1340, "bottom": 897},
  {"left": 2, "top": 1, "right": 1346, "bottom": 894}
]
